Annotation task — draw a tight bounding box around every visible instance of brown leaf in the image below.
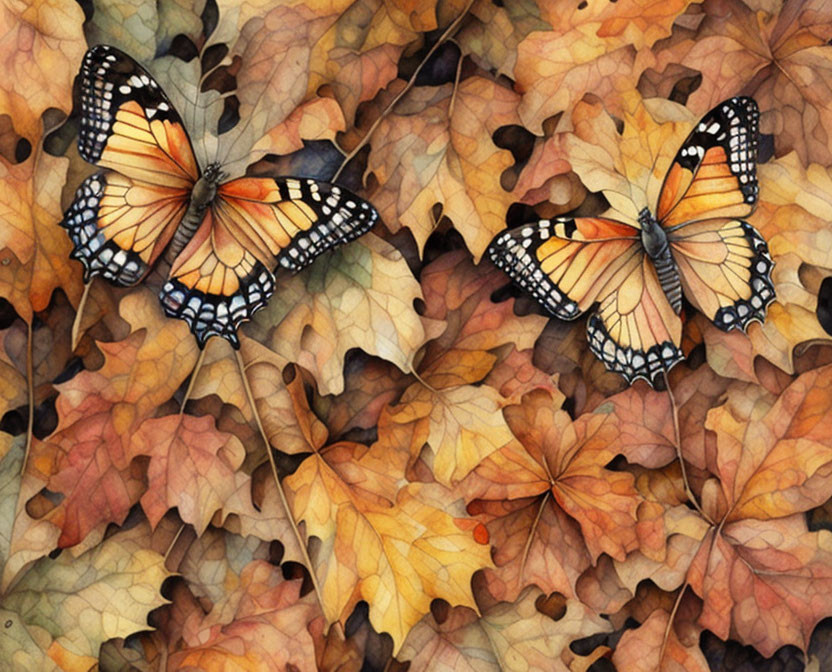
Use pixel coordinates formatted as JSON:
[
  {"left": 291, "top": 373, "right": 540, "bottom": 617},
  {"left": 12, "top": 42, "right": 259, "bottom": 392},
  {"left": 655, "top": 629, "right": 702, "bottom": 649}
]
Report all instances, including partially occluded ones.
[
  {"left": 169, "top": 560, "right": 319, "bottom": 671},
  {"left": 651, "top": 0, "right": 832, "bottom": 165},
  {"left": 368, "top": 77, "right": 521, "bottom": 259}
]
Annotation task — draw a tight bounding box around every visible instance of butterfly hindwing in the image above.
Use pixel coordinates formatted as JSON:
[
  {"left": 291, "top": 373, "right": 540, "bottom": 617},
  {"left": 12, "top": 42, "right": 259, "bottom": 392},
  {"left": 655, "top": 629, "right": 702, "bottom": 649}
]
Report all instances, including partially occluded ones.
[
  {"left": 588, "top": 255, "right": 684, "bottom": 384},
  {"left": 160, "top": 177, "right": 379, "bottom": 347},
  {"left": 669, "top": 219, "right": 774, "bottom": 331},
  {"left": 656, "top": 96, "right": 759, "bottom": 228},
  {"left": 487, "top": 217, "right": 641, "bottom": 320}
]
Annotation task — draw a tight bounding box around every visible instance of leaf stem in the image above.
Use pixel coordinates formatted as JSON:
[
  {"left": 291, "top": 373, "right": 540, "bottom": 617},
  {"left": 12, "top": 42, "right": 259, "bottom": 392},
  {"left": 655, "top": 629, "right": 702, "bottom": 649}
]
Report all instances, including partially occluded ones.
[
  {"left": 71, "top": 280, "right": 93, "bottom": 351},
  {"left": 20, "top": 319, "right": 34, "bottom": 476},
  {"left": 180, "top": 345, "right": 208, "bottom": 414},
  {"left": 163, "top": 523, "right": 186, "bottom": 567},
  {"left": 662, "top": 370, "right": 706, "bottom": 520},
  {"left": 519, "top": 490, "right": 550, "bottom": 582},
  {"left": 659, "top": 581, "right": 688, "bottom": 666},
  {"left": 330, "top": 0, "right": 475, "bottom": 183},
  {"left": 234, "top": 350, "right": 328, "bottom": 620}
]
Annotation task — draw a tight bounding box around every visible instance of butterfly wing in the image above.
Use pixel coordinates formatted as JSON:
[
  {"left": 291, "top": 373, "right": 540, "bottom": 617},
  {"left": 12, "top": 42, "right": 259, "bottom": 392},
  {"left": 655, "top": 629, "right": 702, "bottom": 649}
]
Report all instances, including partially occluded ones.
[
  {"left": 488, "top": 218, "right": 683, "bottom": 383},
  {"left": 656, "top": 97, "right": 759, "bottom": 229},
  {"left": 589, "top": 255, "right": 684, "bottom": 384},
  {"left": 669, "top": 219, "right": 774, "bottom": 331},
  {"left": 487, "top": 218, "right": 642, "bottom": 320},
  {"left": 61, "top": 45, "right": 198, "bottom": 285},
  {"left": 656, "top": 96, "right": 774, "bottom": 331},
  {"left": 160, "top": 177, "right": 378, "bottom": 347},
  {"left": 62, "top": 171, "right": 189, "bottom": 285}
]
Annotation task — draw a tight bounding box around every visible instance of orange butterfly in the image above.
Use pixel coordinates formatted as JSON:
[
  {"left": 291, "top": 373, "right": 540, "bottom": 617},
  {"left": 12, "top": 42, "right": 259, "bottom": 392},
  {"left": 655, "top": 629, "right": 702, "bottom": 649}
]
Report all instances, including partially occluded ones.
[
  {"left": 487, "top": 97, "right": 774, "bottom": 385},
  {"left": 61, "top": 45, "right": 377, "bottom": 348}
]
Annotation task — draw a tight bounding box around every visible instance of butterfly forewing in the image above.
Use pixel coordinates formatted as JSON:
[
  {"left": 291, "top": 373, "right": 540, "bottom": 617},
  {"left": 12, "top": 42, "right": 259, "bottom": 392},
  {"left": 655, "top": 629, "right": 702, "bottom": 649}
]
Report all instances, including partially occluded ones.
[
  {"left": 159, "top": 177, "right": 378, "bottom": 348},
  {"left": 657, "top": 96, "right": 775, "bottom": 333},
  {"left": 78, "top": 45, "right": 199, "bottom": 187},
  {"left": 657, "top": 97, "right": 759, "bottom": 228},
  {"left": 487, "top": 218, "right": 640, "bottom": 320}
]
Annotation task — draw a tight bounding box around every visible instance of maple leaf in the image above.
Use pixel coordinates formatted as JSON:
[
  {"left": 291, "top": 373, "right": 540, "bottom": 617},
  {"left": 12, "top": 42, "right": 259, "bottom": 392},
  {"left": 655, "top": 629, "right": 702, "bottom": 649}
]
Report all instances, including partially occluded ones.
[
  {"left": 0, "top": 0, "right": 85, "bottom": 144},
  {"left": 651, "top": 0, "right": 832, "bottom": 165},
  {"left": 416, "top": 250, "right": 549, "bottom": 387},
  {"left": 457, "top": 0, "right": 550, "bottom": 77},
  {"left": 169, "top": 559, "right": 319, "bottom": 671},
  {"left": 0, "top": 148, "right": 83, "bottom": 322},
  {"left": 397, "top": 588, "right": 610, "bottom": 671},
  {"left": 605, "top": 366, "right": 832, "bottom": 658},
  {"left": 245, "top": 234, "right": 428, "bottom": 396},
  {"left": 135, "top": 414, "right": 247, "bottom": 535},
  {"left": 29, "top": 289, "right": 198, "bottom": 546},
  {"left": 372, "top": 250, "right": 547, "bottom": 486},
  {"left": 511, "top": 0, "right": 700, "bottom": 134},
  {"left": 367, "top": 76, "right": 522, "bottom": 259},
  {"left": 462, "top": 388, "right": 660, "bottom": 602},
  {"left": 1, "top": 524, "right": 170, "bottom": 669},
  {"left": 285, "top": 438, "right": 491, "bottom": 653},
  {"left": 478, "top": 586, "right": 612, "bottom": 672},
  {"left": 611, "top": 587, "right": 709, "bottom": 672}
]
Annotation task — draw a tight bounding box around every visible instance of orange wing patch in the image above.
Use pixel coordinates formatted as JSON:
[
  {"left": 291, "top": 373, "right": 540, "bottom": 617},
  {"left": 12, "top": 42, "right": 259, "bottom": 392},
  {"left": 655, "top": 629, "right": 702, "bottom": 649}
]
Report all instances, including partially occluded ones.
[
  {"left": 61, "top": 170, "right": 188, "bottom": 286},
  {"left": 488, "top": 217, "right": 641, "bottom": 320},
  {"left": 589, "top": 255, "right": 684, "bottom": 384},
  {"left": 657, "top": 97, "right": 759, "bottom": 228}
]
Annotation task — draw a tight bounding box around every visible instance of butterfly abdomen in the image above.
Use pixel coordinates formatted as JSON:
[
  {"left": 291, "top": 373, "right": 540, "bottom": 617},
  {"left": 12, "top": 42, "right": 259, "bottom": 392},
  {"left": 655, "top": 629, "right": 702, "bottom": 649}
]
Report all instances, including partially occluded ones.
[
  {"left": 166, "top": 165, "right": 225, "bottom": 264},
  {"left": 640, "top": 209, "right": 682, "bottom": 314}
]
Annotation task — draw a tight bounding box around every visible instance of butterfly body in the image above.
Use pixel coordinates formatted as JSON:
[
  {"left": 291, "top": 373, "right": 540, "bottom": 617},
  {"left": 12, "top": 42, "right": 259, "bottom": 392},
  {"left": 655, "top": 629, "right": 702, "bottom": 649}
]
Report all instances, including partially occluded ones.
[
  {"left": 62, "top": 45, "right": 378, "bottom": 349},
  {"left": 488, "top": 97, "right": 774, "bottom": 386},
  {"left": 638, "top": 208, "right": 682, "bottom": 314}
]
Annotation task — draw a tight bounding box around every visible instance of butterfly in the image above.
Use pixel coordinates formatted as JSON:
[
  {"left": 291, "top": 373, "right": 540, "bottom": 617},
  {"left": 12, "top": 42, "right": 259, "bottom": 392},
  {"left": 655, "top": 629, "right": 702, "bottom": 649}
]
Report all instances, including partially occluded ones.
[
  {"left": 487, "top": 97, "right": 774, "bottom": 386},
  {"left": 61, "top": 45, "right": 378, "bottom": 349}
]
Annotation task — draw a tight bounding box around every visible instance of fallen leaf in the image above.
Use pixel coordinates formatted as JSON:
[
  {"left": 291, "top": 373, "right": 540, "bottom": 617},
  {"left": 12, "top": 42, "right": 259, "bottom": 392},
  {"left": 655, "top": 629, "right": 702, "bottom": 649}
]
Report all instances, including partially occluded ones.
[
  {"left": 286, "top": 440, "right": 491, "bottom": 652},
  {"left": 651, "top": 0, "right": 832, "bottom": 165},
  {"left": 462, "top": 388, "right": 659, "bottom": 601},
  {"left": 246, "top": 234, "right": 428, "bottom": 396},
  {"left": 512, "top": 0, "right": 699, "bottom": 133},
  {"left": 367, "top": 77, "right": 522, "bottom": 259},
  {"left": 479, "top": 586, "right": 612, "bottom": 672},
  {"left": 168, "top": 560, "right": 319, "bottom": 672},
  {"left": 2, "top": 524, "right": 170, "bottom": 668},
  {"left": 0, "top": 0, "right": 86, "bottom": 143}
]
